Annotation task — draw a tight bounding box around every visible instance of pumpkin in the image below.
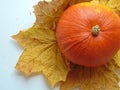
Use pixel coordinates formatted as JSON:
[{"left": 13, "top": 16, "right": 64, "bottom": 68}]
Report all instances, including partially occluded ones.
[{"left": 56, "top": 3, "right": 120, "bottom": 67}]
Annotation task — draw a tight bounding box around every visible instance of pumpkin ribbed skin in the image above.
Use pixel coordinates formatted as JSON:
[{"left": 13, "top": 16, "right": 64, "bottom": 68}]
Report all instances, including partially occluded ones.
[{"left": 56, "top": 3, "right": 120, "bottom": 67}]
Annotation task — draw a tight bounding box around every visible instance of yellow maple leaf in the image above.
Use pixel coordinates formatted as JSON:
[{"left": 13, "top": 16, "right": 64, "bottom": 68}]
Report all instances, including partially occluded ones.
[
  {"left": 12, "top": 25, "right": 55, "bottom": 48},
  {"left": 13, "top": 25, "right": 70, "bottom": 87},
  {"left": 107, "top": 0, "right": 120, "bottom": 16},
  {"left": 90, "top": 0, "right": 120, "bottom": 16},
  {"left": 113, "top": 50, "right": 120, "bottom": 67},
  {"left": 60, "top": 60, "right": 120, "bottom": 90},
  {"left": 90, "top": 0, "right": 108, "bottom": 5}
]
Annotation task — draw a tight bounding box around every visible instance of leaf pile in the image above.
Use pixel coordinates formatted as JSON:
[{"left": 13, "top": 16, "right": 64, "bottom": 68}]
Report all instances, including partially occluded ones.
[{"left": 13, "top": 0, "right": 120, "bottom": 90}]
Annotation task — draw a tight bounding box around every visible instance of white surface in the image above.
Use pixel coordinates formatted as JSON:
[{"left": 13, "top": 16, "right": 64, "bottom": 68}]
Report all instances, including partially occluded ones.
[{"left": 0, "top": 0, "right": 58, "bottom": 90}]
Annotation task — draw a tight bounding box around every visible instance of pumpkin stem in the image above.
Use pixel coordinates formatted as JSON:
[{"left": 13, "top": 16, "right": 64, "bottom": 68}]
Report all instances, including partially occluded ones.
[{"left": 92, "top": 25, "right": 100, "bottom": 36}]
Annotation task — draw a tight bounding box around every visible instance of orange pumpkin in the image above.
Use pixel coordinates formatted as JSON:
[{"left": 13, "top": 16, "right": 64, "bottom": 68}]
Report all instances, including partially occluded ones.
[{"left": 56, "top": 3, "right": 120, "bottom": 67}]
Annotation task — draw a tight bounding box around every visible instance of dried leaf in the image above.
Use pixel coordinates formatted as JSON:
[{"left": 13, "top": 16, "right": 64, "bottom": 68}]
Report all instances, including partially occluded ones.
[
  {"left": 13, "top": 25, "right": 70, "bottom": 87},
  {"left": 12, "top": 25, "right": 55, "bottom": 48},
  {"left": 113, "top": 50, "right": 120, "bottom": 67},
  {"left": 69, "top": 0, "right": 92, "bottom": 6},
  {"left": 90, "top": 0, "right": 108, "bottom": 5},
  {"left": 91, "top": 0, "right": 120, "bottom": 16},
  {"left": 107, "top": 0, "right": 120, "bottom": 16},
  {"left": 60, "top": 60, "right": 120, "bottom": 90},
  {"left": 34, "top": 0, "right": 70, "bottom": 30}
]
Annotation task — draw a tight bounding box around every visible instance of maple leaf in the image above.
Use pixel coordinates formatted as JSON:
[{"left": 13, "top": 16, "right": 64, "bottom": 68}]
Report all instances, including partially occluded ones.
[
  {"left": 90, "top": 0, "right": 120, "bottom": 16},
  {"left": 12, "top": 25, "right": 56, "bottom": 48},
  {"left": 69, "top": 0, "right": 92, "bottom": 6},
  {"left": 60, "top": 60, "right": 120, "bottom": 90},
  {"left": 113, "top": 50, "right": 120, "bottom": 67},
  {"left": 13, "top": 25, "right": 70, "bottom": 87},
  {"left": 34, "top": 0, "right": 70, "bottom": 30}
]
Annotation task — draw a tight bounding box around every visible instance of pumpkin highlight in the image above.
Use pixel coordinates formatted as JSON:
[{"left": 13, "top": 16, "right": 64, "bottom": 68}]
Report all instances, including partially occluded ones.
[{"left": 56, "top": 3, "right": 120, "bottom": 67}]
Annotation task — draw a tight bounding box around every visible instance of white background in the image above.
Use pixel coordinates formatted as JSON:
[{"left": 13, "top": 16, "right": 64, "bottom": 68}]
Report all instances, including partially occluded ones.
[{"left": 0, "top": 0, "right": 58, "bottom": 90}]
